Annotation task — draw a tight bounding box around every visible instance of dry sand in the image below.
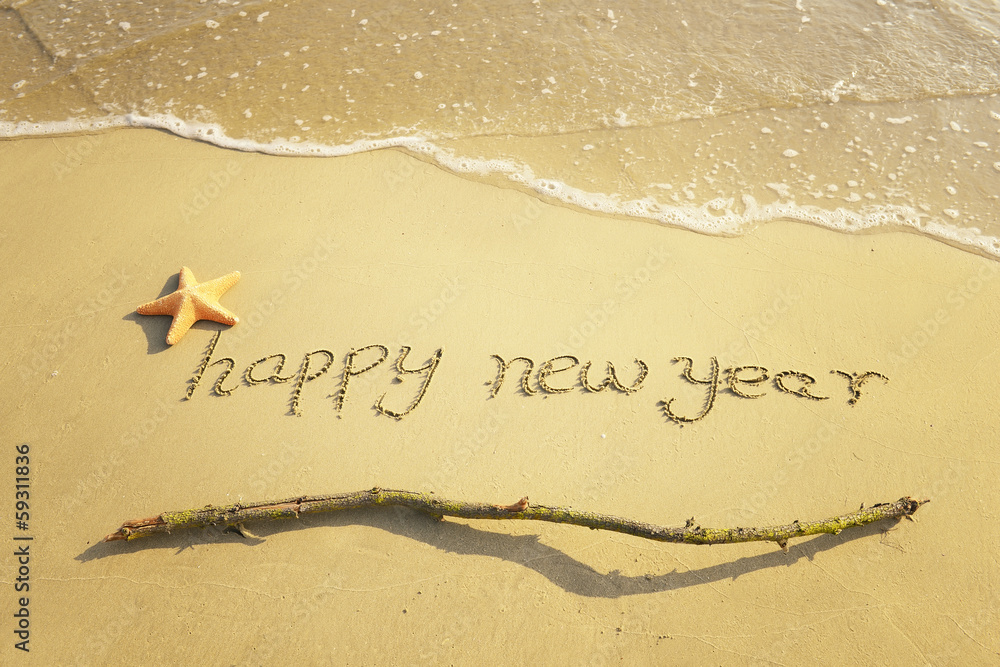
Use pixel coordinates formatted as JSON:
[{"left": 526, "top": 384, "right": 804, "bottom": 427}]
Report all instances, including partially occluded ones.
[{"left": 1, "top": 129, "right": 998, "bottom": 664}]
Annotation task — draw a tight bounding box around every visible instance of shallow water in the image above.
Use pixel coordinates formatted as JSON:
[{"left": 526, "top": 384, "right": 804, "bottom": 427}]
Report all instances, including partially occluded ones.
[{"left": 3, "top": 0, "right": 999, "bottom": 256}]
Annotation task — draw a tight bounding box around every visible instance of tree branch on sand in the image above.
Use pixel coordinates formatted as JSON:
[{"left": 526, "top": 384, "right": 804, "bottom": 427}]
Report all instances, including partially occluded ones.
[{"left": 103, "top": 488, "right": 927, "bottom": 553}]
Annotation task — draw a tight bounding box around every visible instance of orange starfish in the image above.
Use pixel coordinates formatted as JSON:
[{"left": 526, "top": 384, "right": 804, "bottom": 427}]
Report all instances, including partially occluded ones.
[{"left": 137, "top": 267, "right": 241, "bottom": 345}]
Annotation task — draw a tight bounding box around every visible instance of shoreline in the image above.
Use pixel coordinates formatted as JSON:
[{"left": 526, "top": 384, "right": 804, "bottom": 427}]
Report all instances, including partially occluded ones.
[{"left": 6, "top": 111, "right": 1000, "bottom": 261}]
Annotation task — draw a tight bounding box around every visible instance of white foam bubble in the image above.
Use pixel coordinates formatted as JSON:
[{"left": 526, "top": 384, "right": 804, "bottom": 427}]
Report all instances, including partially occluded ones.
[{"left": 766, "top": 183, "right": 792, "bottom": 198}]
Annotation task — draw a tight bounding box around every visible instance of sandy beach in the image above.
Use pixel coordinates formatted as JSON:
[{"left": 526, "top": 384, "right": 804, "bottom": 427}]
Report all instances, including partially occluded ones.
[{"left": 0, "top": 128, "right": 997, "bottom": 663}]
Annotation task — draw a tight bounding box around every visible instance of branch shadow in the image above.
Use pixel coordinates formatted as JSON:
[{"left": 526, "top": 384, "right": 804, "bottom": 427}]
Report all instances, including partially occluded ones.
[{"left": 77, "top": 507, "right": 902, "bottom": 598}]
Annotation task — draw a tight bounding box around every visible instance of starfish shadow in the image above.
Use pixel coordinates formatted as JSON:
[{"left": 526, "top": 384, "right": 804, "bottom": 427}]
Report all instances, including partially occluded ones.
[
  {"left": 77, "top": 506, "right": 900, "bottom": 598},
  {"left": 128, "top": 271, "right": 230, "bottom": 354}
]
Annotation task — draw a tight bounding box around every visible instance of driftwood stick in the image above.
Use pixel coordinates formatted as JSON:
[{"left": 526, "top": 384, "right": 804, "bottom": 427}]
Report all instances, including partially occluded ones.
[{"left": 103, "top": 488, "right": 927, "bottom": 552}]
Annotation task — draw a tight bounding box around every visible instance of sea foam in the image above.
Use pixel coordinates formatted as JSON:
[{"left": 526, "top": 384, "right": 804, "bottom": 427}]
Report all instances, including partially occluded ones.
[{"left": 3, "top": 112, "right": 1000, "bottom": 259}]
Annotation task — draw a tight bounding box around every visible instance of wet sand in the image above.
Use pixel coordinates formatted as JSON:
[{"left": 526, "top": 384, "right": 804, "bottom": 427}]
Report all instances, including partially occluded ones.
[{"left": 1, "top": 129, "right": 998, "bottom": 664}]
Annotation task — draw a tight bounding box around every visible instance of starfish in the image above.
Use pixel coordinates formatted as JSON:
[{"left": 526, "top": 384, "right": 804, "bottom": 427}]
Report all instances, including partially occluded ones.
[{"left": 137, "top": 267, "right": 240, "bottom": 345}]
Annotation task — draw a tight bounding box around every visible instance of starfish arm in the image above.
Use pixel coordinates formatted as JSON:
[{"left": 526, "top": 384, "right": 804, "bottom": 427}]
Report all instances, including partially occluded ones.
[
  {"left": 164, "top": 304, "right": 199, "bottom": 346},
  {"left": 177, "top": 266, "right": 196, "bottom": 290},
  {"left": 136, "top": 291, "right": 184, "bottom": 316},
  {"left": 193, "top": 298, "right": 239, "bottom": 326},
  {"left": 198, "top": 271, "right": 241, "bottom": 300}
]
